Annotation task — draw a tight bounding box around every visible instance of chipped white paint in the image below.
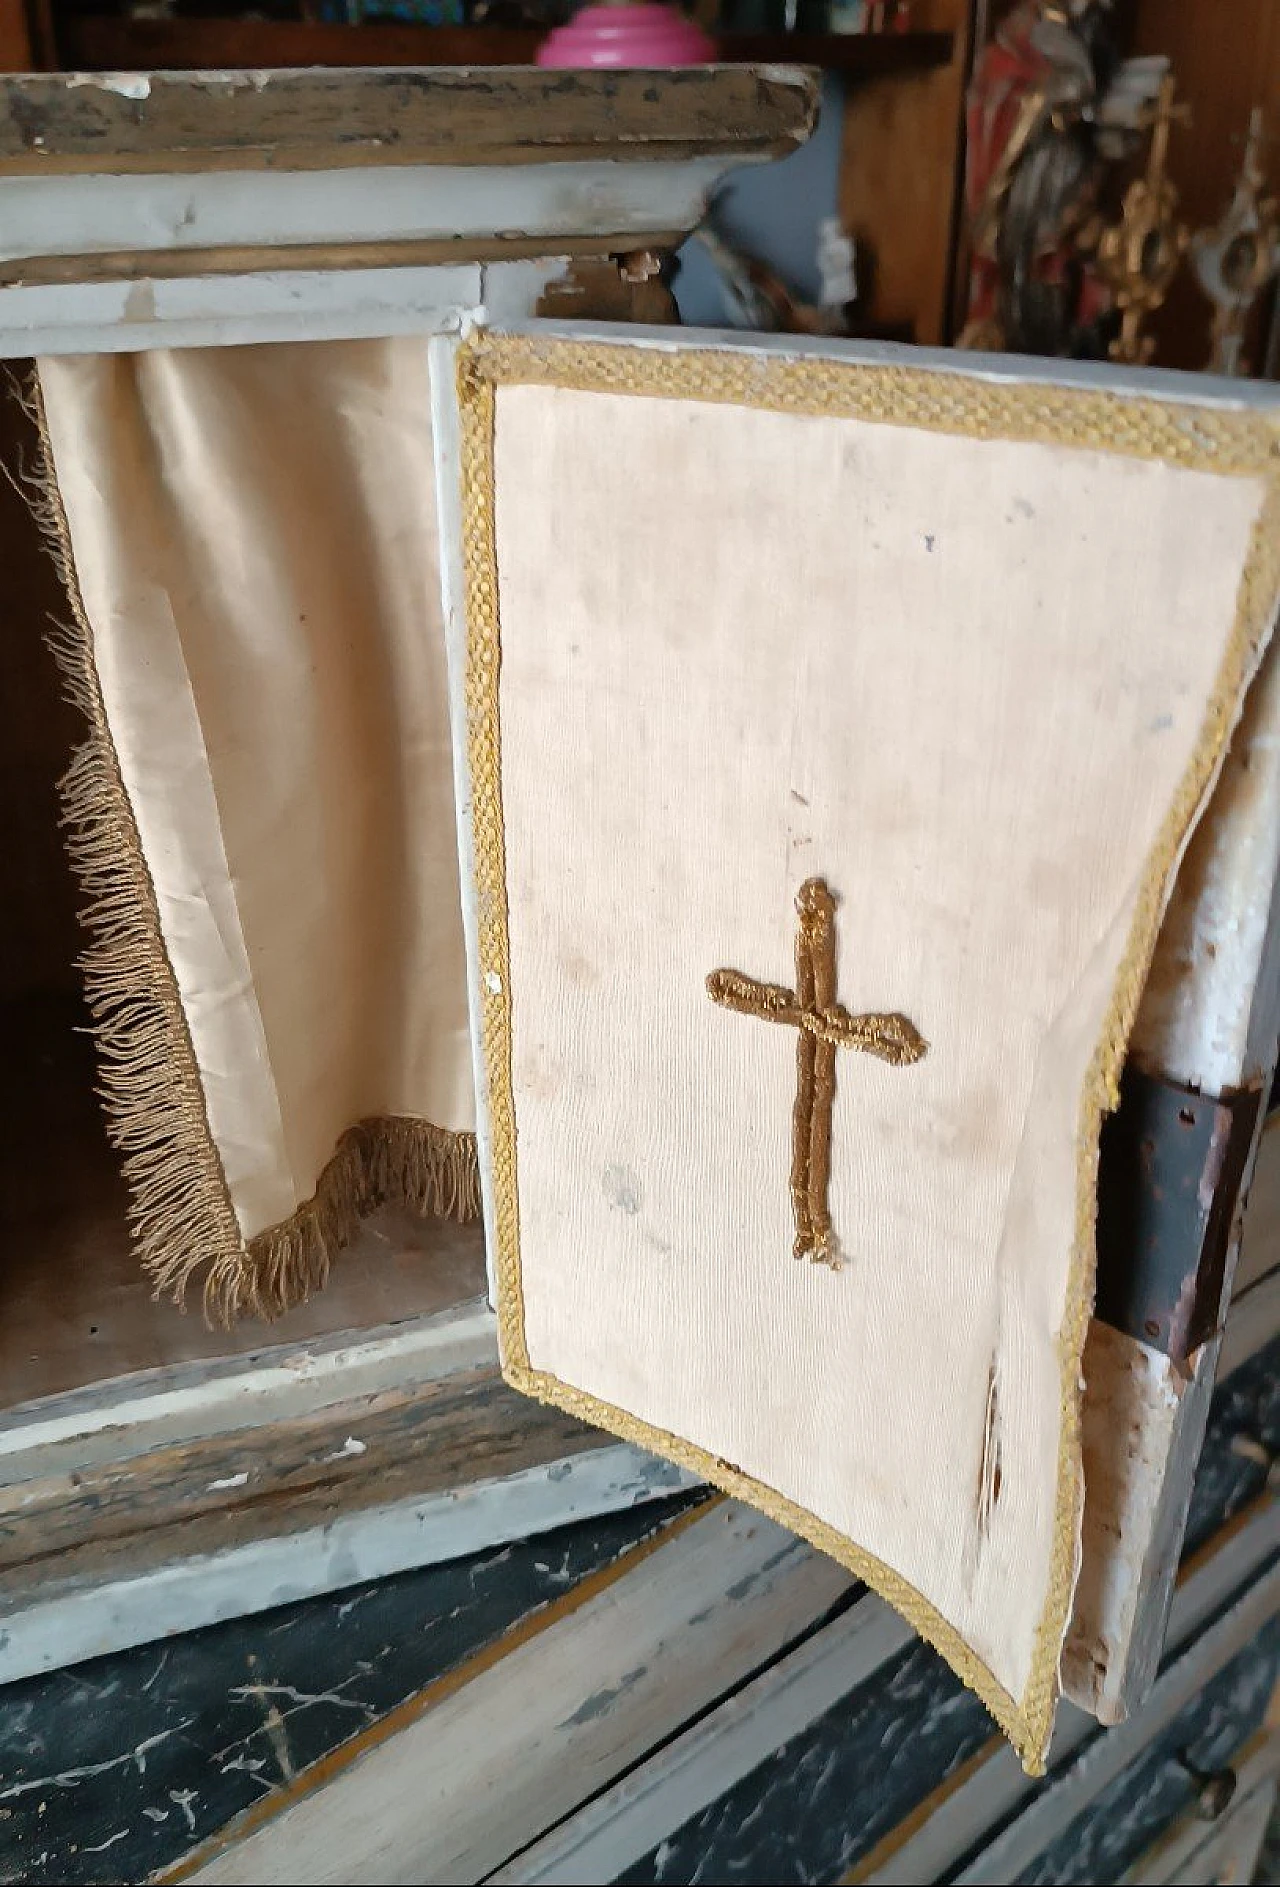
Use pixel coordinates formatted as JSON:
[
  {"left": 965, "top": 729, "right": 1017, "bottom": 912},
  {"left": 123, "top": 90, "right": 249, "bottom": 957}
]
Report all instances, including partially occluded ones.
[
  {"left": 1131, "top": 636, "right": 1280, "bottom": 1094},
  {"left": 206, "top": 1472, "right": 250, "bottom": 1493},
  {"left": 179, "top": 68, "right": 276, "bottom": 92},
  {"left": 0, "top": 1444, "right": 692, "bottom": 1686},
  {"left": 0, "top": 259, "right": 565, "bottom": 357},
  {"left": 325, "top": 1438, "right": 367, "bottom": 1463},
  {"left": 0, "top": 157, "right": 729, "bottom": 266},
  {"left": 1064, "top": 1323, "right": 1188, "bottom": 1721},
  {"left": 64, "top": 72, "right": 152, "bottom": 101},
  {"left": 0, "top": 1719, "right": 197, "bottom": 1803}
]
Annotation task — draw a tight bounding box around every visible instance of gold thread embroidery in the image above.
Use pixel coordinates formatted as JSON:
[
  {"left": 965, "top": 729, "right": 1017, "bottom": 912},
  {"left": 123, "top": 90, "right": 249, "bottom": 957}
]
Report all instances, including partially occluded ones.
[
  {"left": 707, "top": 877, "right": 926, "bottom": 1267},
  {"left": 455, "top": 330, "right": 1280, "bottom": 1774}
]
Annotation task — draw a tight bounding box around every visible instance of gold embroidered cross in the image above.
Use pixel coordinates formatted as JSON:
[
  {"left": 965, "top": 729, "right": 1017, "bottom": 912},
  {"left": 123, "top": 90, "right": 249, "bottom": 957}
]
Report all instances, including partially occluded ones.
[{"left": 707, "top": 878, "right": 927, "bottom": 1269}]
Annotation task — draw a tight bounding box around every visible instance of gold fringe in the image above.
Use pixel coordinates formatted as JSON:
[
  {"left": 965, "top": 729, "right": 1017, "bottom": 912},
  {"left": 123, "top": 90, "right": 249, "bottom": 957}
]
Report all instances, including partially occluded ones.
[
  {"left": 207, "top": 1117, "right": 481, "bottom": 1326},
  {"left": 21, "top": 370, "right": 479, "bottom": 1327},
  {"left": 456, "top": 330, "right": 1280, "bottom": 1776}
]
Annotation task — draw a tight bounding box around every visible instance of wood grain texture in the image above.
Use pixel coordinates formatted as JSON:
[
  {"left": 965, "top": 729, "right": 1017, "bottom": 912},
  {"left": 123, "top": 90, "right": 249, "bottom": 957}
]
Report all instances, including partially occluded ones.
[
  {"left": 0, "top": 1368, "right": 597, "bottom": 1579},
  {"left": 0, "top": 65, "right": 819, "bottom": 176},
  {"left": 0, "top": 1445, "right": 691, "bottom": 1688},
  {"left": 838, "top": 0, "right": 973, "bottom": 343},
  {"left": 0, "top": 232, "right": 687, "bottom": 291}
]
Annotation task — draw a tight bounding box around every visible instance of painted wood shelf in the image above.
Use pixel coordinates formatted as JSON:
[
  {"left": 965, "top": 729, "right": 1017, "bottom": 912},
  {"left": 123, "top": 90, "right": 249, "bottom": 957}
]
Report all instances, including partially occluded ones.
[{"left": 57, "top": 15, "right": 955, "bottom": 77}]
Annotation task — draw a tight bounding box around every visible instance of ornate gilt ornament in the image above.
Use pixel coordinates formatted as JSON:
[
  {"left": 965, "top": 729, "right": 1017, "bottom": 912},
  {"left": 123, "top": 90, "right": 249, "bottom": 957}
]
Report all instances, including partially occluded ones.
[
  {"left": 1192, "top": 108, "right": 1279, "bottom": 377},
  {"left": 1095, "top": 74, "right": 1190, "bottom": 364}
]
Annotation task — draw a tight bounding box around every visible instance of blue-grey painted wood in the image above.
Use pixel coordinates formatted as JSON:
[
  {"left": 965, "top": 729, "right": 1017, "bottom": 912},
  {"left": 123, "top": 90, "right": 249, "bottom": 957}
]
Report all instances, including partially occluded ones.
[
  {"left": 0, "top": 1496, "right": 698, "bottom": 1886},
  {"left": 615, "top": 1336, "right": 1280, "bottom": 1886},
  {"left": 616, "top": 1637, "right": 993, "bottom": 1887},
  {"left": 3, "top": 1333, "right": 1278, "bottom": 1887},
  {"left": 1021, "top": 1621, "right": 1280, "bottom": 1886}
]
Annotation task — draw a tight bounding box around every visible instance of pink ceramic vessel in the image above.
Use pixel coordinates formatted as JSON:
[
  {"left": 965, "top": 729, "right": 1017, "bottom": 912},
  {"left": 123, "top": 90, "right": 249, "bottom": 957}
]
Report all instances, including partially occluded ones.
[{"left": 537, "top": 2, "right": 717, "bottom": 68}]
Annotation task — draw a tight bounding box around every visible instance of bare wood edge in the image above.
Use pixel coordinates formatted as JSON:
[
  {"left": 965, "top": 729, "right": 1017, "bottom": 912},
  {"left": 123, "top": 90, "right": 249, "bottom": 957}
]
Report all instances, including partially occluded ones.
[
  {"left": 1065, "top": 1332, "right": 1226, "bottom": 1725},
  {"left": 0, "top": 66, "right": 820, "bottom": 176},
  {"left": 0, "top": 1364, "right": 600, "bottom": 1574},
  {"left": 0, "top": 231, "right": 689, "bottom": 289},
  {"left": 1064, "top": 1020, "right": 1278, "bottom": 1720},
  {"left": 0, "top": 1296, "right": 498, "bottom": 1486},
  {"left": 0, "top": 1293, "right": 495, "bottom": 1474}
]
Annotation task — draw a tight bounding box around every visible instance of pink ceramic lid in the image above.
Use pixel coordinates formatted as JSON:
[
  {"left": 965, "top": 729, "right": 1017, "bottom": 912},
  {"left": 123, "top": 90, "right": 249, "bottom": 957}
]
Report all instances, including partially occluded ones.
[{"left": 537, "top": 2, "right": 718, "bottom": 68}]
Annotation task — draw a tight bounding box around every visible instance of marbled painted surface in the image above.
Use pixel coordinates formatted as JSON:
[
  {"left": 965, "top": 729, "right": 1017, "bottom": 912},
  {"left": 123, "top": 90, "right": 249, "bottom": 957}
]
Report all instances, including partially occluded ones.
[
  {"left": 620, "top": 1336, "right": 1280, "bottom": 1887},
  {"left": 1021, "top": 1618, "right": 1280, "bottom": 1885},
  {"left": 0, "top": 1497, "right": 697, "bottom": 1886},
  {"left": 617, "top": 1638, "right": 993, "bottom": 1887},
  {"left": 1, "top": 1335, "right": 1277, "bottom": 1887},
  {"left": 1184, "top": 1338, "right": 1280, "bottom": 1555}
]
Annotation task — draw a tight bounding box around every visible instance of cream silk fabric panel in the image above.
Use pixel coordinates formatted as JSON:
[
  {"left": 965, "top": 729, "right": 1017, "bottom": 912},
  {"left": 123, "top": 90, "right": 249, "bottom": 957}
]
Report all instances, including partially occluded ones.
[
  {"left": 461, "top": 338, "right": 1279, "bottom": 1770},
  {"left": 37, "top": 341, "right": 475, "bottom": 1315}
]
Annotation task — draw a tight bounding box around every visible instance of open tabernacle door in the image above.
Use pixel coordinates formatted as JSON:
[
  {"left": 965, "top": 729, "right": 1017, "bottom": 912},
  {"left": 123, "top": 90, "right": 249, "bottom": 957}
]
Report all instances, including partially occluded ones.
[{"left": 445, "top": 325, "right": 1280, "bottom": 1772}]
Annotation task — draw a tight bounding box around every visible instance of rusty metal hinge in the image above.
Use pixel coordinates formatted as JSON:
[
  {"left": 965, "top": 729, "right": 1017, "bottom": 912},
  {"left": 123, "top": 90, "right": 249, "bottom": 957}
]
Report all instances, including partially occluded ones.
[{"left": 1094, "top": 1068, "right": 1261, "bottom": 1366}]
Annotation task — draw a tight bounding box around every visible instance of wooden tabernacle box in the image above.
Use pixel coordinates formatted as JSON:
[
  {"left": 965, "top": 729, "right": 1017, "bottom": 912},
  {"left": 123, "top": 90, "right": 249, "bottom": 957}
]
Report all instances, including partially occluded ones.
[{"left": 1, "top": 64, "right": 1279, "bottom": 1784}]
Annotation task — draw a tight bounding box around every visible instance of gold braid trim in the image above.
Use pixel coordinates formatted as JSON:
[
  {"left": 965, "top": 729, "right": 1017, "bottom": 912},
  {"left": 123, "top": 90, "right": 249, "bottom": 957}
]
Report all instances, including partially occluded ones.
[
  {"left": 456, "top": 330, "right": 1280, "bottom": 1775},
  {"left": 24, "top": 371, "right": 478, "bottom": 1326}
]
